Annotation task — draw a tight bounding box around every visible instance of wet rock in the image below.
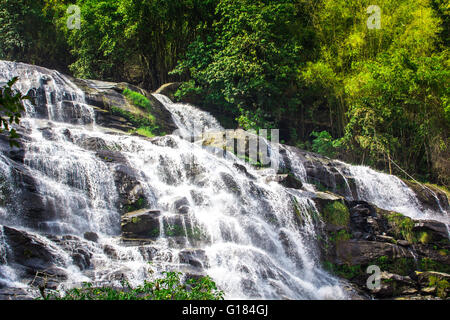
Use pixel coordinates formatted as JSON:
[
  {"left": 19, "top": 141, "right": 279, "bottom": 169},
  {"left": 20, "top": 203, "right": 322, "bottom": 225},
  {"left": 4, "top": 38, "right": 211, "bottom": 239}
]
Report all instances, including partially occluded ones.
[
  {"left": 220, "top": 172, "right": 241, "bottom": 196},
  {"left": 413, "top": 220, "right": 449, "bottom": 242},
  {"left": 83, "top": 232, "right": 99, "bottom": 243},
  {"left": 172, "top": 197, "right": 190, "bottom": 214},
  {"left": 265, "top": 174, "right": 303, "bottom": 189},
  {"left": 2, "top": 226, "right": 61, "bottom": 271},
  {"left": 121, "top": 209, "right": 161, "bottom": 240},
  {"left": 233, "top": 163, "right": 256, "bottom": 180},
  {"left": 178, "top": 249, "right": 208, "bottom": 269},
  {"left": 71, "top": 248, "right": 92, "bottom": 271},
  {"left": 113, "top": 164, "right": 148, "bottom": 214},
  {"left": 403, "top": 180, "right": 450, "bottom": 214},
  {"left": 79, "top": 137, "right": 108, "bottom": 151},
  {"left": 0, "top": 287, "right": 40, "bottom": 300}
]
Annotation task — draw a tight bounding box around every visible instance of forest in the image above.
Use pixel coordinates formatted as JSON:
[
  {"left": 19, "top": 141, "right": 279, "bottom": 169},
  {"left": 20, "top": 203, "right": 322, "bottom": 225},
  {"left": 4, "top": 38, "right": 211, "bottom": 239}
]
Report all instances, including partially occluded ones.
[{"left": 0, "top": 0, "right": 449, "bottom": 187}]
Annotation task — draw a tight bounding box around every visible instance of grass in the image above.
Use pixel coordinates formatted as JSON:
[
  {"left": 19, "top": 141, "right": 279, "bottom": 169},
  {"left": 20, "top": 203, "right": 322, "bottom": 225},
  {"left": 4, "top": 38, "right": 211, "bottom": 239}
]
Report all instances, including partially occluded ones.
[
  {"left": 136, "top": 127, "right": 156, "bottom": 138},
  {"left": 123, "top": 88, "right": 153, "bottom": 112}
]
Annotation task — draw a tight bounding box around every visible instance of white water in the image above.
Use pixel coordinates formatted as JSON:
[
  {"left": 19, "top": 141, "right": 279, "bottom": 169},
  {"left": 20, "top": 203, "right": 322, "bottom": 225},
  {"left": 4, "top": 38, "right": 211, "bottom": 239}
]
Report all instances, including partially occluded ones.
[
  {"left": 0, "top": 61, "right": 346, "bottom": 299},
  {"left": 347, "top": 165, "right": 449, "bottom": 224},
  {"left": 0, "top": 61, "right": 448, "bottom": 299}
]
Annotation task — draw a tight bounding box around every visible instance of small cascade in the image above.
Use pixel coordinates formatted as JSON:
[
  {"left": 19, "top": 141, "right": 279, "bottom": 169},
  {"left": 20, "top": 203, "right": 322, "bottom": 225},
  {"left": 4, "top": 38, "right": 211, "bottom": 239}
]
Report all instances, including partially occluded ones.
[
  {"left": 153, "top": 94, "right": 223, "bottom": 138},
  {"left": 347, "top": 165, "right": 449, "bottom": 224}
]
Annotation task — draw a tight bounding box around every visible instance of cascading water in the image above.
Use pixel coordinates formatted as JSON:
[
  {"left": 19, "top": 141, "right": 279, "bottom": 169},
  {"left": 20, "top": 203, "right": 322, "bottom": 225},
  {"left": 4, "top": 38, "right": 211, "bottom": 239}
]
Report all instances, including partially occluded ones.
[
  {"left": 347, "top": 165, "right": 449, "bottom": 224},
  {"left": 0, "top": 60, "right": 447, "bottom": 300},
  {"left": 0, "top": 61, "right": 346, "bottom": 299}
]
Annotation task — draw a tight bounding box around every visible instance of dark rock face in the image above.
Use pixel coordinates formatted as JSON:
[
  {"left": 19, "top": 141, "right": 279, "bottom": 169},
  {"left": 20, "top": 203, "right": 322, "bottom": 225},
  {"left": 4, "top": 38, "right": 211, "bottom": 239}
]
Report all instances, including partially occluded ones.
[
  {"left": 314, "top": 196, "right": 450, "bottom": 300},
  {"left": 2, "top": 226, "right": 64, "bottom": 274},
  {"left": 265, "top": 174, "right": 303, "bottom": 190},
  {"left": 121, "top": 209, "right": 161, "bottom": 240},
  {"left": 403, "top": 180, "right": 450, "bottom": 214},
  {"left": 281, "top": 146, "right": 357, "bottom": 199}
]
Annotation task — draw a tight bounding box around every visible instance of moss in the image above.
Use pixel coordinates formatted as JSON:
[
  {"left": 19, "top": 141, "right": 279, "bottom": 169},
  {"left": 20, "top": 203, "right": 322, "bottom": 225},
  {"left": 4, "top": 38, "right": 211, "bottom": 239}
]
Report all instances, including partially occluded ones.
[
  {"left": 419, "top": 258, "right": 450, "bottom": 273},
  {"left": 186, "top": 226, "right": 208, "bottom": 241},
  {"left": 418, "top": 231, "right": 431, "bottom": 244},
  {"left": 123, "top": 88, "right": 153, "bottom": 112},
  {"left": 136, "top": 127, "right": 156, "bottom": 138},
  {"left": 386, "top": 212, "right": 416, "bottom": 242},
  {"left": 130, "top": 217, "right": 141, "bottom": 224},
  {"left": 429, "top": 276, "right": 449, "bottom": 299},
  {"left": 322, "top": 201, "right": 350, "bottom": 227},
  {"left": 126, "top": 197, "right": 147, "bottom": 213},
  {"left": 164, "top": 224, "right": 185, "bottom": 237},
  {"left": 374, "top": 256, "right": 416, "bottom": 276},
  {"left": 149, "top": 228, "right": 160, "bottom": 238},
  {"left": 324, "top": 262, "right": 363, "bottom": 280}
]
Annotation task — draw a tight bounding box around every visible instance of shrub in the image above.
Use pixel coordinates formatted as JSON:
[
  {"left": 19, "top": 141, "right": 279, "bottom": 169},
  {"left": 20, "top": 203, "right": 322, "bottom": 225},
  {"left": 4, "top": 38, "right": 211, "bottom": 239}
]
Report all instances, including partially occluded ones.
[{"left": 42, "top": 271, "right": 224, "bottom": 300}]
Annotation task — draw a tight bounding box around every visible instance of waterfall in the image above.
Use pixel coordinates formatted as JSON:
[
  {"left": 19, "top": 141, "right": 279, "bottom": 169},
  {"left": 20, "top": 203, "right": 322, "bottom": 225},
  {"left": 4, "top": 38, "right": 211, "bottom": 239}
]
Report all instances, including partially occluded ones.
[
  {"left": 347, "top": 165, "right": 449, "bottom": 224},
  {"left": 0, "top": 61, "right": 346, "bottom": 299},
  {"left": 153, "top": 94, "right": 223, "bottom": 138},
  {"left": 1, "top": 61, "right": 447, "bottom": 300}
]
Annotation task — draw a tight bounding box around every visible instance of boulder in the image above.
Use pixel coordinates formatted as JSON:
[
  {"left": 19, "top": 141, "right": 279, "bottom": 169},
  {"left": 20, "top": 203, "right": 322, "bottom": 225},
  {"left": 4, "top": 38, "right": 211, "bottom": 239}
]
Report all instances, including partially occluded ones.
[
  {"left": 335, "top": 240, "right": 414, "bottom": 266},
  {"left": 265, "top": 174, "right": 303, "bottom": 189},
  {"left": 2, "top": 226, "right": 61, "bottom": 271},
  {"left": 83, "top": 232, "right": 99, "bottom": 243},
  {"left": 413, "top": 220, "right": 449, "bottom": 242},
  {"left": 121, "top": 209, "right": 161, "bottom": 240}
]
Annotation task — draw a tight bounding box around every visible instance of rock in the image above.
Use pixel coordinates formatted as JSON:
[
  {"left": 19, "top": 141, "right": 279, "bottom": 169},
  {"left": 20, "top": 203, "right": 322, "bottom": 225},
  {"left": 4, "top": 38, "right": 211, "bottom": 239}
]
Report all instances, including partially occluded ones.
[
  {"left": 172, "top": 197, "right": 190, "bottom": 214},
  {"left": 83, "top": 232, "right": 99, "bottom": 243},
  {"left": 370, "top": 271, "right": 416, "bottom": 298},
  {"left": 417, "top": 271, "right": 450, "bottom": 298},
  {"left": 0, "top": 287, "right": 40, "bottom": 300},
  {"left": 79, "top": 137, "right": 108, "bottom": 151},
  {"left": 71, "top": 247, "right": 92, "bottom": 271},
  {"left": 413, "top": 221, "right": 449, "bottom": 242},
  {"left": 220, "top": 172, "right": 241, "bottom": 196},
  {"left": 113, "top": 164, "right": 148, "bottom": 214},
  {"left": 397, "top": 240, "right": 410, "bottom": 247},
  {"left": 121, "top": 209, "right": 161, "bottom": 240},
  {"left": 281, "top": 145, "right": 357, "bottom": 198},
  {"left": 335, "top": 240, "right": 413, "bottom": 266},
  {"left": 403, "top": 180, "right": 450, "bottom": 214},
  {"left": 178, "top": 249, "right": 208, "bottom": 269},
  {"left": 233, "top": 163, "right": 256, "bottom": 180},
  {"left": 265, "top": 174, "right": 303, "bottom": 189},
  {"left": 2, "top": 226, "right": 61, "bottom": 271}
]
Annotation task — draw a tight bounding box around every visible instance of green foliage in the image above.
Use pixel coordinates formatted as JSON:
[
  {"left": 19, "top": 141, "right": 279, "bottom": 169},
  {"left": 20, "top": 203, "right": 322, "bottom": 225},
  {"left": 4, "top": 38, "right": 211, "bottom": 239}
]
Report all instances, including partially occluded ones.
[
  {"left": 0, "top": 77, "right": 30, "bottom": 147},
  {"left": 322, "top": 201, "right": 350, "bottom": 227},
  {"left": 135, "top": 127, "right": 156, "bottom": 138},
  {"left": 419, "top": 258, "right": 450, "bottom": 274},
  {"left": 311, "top": 131, "right": 342, "bottom": 158},
  {"left": 429, "top": 276, "right": 449, "bottom": 299},
  {"left": 123, "top": 88, "right": 152, "bottom": 111},
  {"left": 387, "top": 212, "right": 416, "bottom": 243},
  {"left": 43, "top": 271, "right": 224, "bottom": 300},
  {"left": 324, "top": 262, "right": 363, "bottom": 280}
]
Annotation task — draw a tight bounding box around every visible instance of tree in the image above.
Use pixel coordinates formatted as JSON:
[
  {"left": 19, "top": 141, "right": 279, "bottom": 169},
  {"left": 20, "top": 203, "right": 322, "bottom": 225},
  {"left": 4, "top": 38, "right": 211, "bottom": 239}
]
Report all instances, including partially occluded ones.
[{"left": 0, "top": 77, "right": 30, "bottom": 147}]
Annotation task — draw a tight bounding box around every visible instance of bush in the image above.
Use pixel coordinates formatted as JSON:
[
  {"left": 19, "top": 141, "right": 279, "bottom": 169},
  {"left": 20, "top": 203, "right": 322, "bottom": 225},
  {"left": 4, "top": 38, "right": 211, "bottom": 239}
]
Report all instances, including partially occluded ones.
[{"left": 42, "top": 271, "right": 224, "bottom": 300}]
